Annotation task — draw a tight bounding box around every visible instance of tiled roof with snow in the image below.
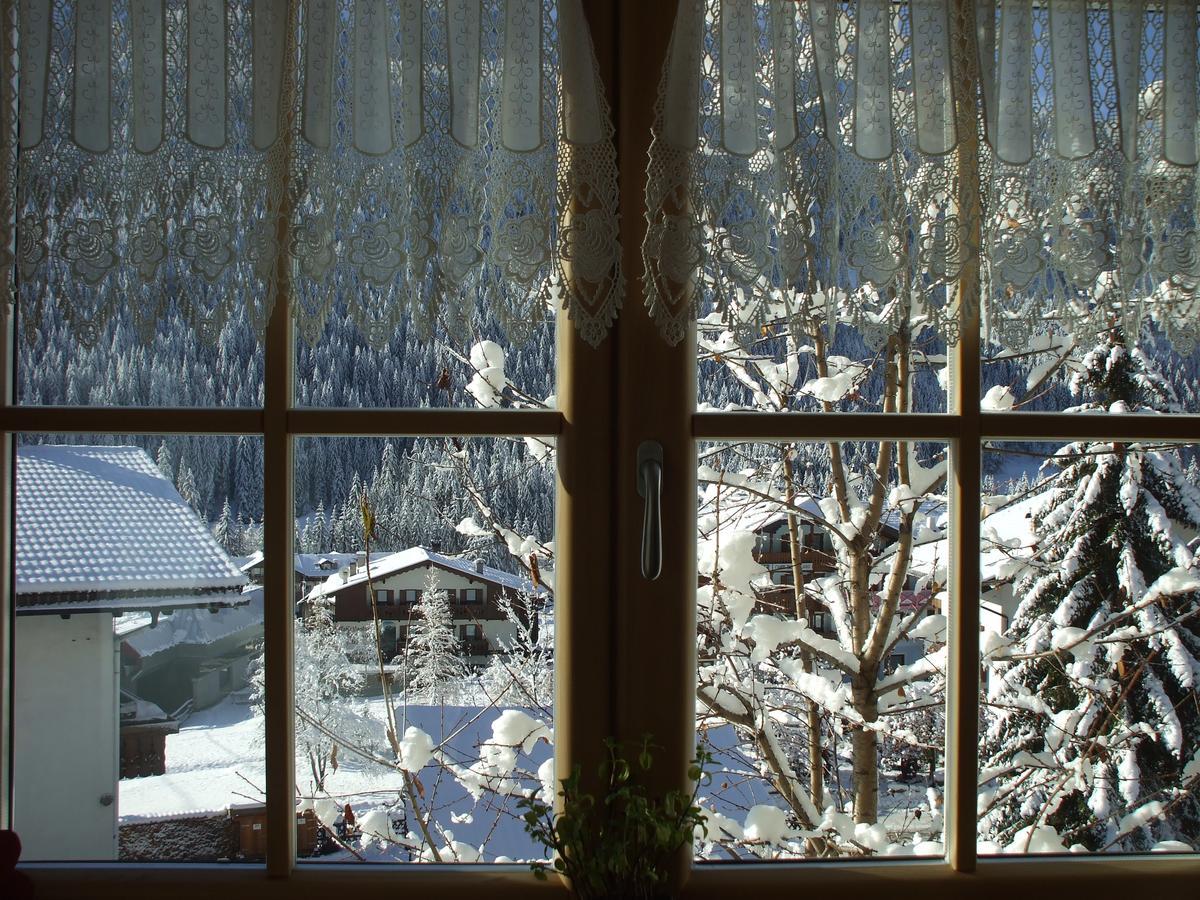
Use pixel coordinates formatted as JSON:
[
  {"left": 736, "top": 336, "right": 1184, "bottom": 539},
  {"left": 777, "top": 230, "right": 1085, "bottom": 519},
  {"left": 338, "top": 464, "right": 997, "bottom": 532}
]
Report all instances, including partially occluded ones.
[
  {"left": 16, "top": 445, "right": 247, "bottom": 598},
  {"left": 307, "top": 547, "right": 541, "bottom": 599}
]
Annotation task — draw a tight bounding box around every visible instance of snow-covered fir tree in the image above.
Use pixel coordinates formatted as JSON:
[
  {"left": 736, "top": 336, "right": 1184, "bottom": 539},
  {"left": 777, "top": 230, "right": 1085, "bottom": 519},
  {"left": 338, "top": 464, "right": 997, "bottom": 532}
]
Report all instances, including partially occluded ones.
[
  {"left": 405, "top": 573, "right": 468, "bottom": 704},
  {"left": 176, "top": 461, "right": 202, "bottom": 517},
  {"left": 155, "top": 440, "right": 175, "bottom": 482},
  {"left": 980, "top": 330, "right": 1200, "bottom": 852},
  {"left": 213, "top": 499, "right": 239, "bottom": 556}
]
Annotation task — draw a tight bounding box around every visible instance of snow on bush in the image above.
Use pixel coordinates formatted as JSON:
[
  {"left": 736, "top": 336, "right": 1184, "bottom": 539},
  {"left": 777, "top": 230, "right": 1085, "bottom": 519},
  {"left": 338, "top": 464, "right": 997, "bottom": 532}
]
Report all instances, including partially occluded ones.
[
  {"left": 743, "top": 805, "right": 790, "bottom": 844},
  {"left": 981, "top": 385, "right": 1016, "bottom": 411},
  {"left": 466, "top": 341, "right": 507, "bottom": 407},
  {"left": 697, "top": 529, "right": 767, "bottom": 630},
  {"left": 399, "top": 726, "right": 435, "bottom": 772}
]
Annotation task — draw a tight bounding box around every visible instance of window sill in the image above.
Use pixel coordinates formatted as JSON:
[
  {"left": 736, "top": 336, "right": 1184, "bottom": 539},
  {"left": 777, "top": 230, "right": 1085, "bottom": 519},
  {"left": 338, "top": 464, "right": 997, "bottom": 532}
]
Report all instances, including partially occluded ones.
[
  {"left": 684, "top": 856, "right": 1200, "bottom": 899},
  {"left": 21, "top": 862, "right": 564, "bottom": 900},
  {"left": 21, "top": 855, "right": 1200, "bottom": 900}
]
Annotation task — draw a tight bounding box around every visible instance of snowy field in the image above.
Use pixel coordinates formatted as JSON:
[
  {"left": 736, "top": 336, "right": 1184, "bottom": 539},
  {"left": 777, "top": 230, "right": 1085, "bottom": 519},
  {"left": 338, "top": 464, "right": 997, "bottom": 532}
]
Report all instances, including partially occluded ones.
[{"left": 119, "top": 696, "right": 554, "bottom": 862}]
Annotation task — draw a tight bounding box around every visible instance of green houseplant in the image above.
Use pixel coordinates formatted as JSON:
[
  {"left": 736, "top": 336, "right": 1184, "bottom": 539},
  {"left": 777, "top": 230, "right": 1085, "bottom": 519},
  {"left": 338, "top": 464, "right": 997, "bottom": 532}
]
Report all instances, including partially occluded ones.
[{"left": 517, "top": 737, "right": 711, "bottom": 900}]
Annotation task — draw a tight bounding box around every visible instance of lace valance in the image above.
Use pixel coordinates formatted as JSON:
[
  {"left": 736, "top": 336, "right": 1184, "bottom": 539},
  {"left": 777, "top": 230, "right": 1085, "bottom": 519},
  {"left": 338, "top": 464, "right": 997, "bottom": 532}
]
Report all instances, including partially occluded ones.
[
  {"left": 644, "top": 0, "right": 1200, "bottom": 351},
  {"left": 9, "top": 0, "right": 621, "bottom": 349}
]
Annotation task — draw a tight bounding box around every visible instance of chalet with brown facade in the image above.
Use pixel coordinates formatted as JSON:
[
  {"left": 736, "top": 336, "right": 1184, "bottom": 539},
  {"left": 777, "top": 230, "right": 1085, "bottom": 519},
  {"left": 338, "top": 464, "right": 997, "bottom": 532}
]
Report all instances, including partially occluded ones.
[{"left": 301, "top": 547, "right": 544, "bottom": 662}]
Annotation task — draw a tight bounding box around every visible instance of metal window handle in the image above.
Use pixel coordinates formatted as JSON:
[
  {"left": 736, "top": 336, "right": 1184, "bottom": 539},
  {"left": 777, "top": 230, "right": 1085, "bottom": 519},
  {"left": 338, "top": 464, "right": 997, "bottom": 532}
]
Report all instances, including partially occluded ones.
[{"left": 637, "top": 441, "right": 663, "bottom": 581}]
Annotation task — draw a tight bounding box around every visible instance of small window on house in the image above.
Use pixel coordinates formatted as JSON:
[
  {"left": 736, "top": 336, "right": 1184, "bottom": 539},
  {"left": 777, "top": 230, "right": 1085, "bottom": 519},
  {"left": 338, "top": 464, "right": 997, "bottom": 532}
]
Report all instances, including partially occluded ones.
[
  {"left": 886, "top": 653, "right": 906, "bottom": 675},
  {"left": 811, "top": 612, "right": 826, "bottom": 632},
  {"left": 461, "top": 624, "right": 482, "bottom": 640},
  {"left": 463, "top": 589, "right": 483, "bottom": 604},
  {"left": 445, "top": 589, "right": 457, "bottom": 603},
  {"left": 377, "top": 589, "right": 394, "bottom": 605}
]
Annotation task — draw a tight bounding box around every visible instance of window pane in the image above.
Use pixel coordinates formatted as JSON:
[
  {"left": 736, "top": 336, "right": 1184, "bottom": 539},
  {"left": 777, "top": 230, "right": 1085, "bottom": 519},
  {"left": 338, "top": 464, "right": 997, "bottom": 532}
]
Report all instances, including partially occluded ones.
[
  {"left": 697, "top": 315, "right": 947, "bottom": 414},
  {"left": 292, "top": 436, "right": 554, "bottom": 863},
  {"left": 13, "top": 435, "right": 264, "bottom": 862},
  {"left": 696, "top": 440, "right": 948, "bottom": 860},
  {"left": 17, "top": 305, "right": 264, "bottom": 408},
  {"left": 979, "top": 441, "right": 1200, "bottom": 855},
  {"left": 295, "top": 301, "right": 555, "bottom": 411},
  {"left": 982, "top": 328, "right": 1200, "bottom": 414}
]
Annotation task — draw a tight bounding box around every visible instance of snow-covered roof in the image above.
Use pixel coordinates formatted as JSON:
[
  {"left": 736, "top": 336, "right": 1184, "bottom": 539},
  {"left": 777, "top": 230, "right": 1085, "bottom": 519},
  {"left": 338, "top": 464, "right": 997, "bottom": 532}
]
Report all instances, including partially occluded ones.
[
  {"left": 120, "top": 693, "right": 173, "bottom": 725},
  {"left": 978, "top": 493, "right": 1042, "bottom": 585},
  {"left": 124, "top": 589, "right": 265, "bottom": 661},
  {"left": 699, "top": 491, "right": 827, "bottom": 540},
  {"left": 234, "top": 550, "right": 264, "bottom": 573},
  {"left": 15, "top": 445, "right": 248, "bottom": 605},
  {"left": 698, "top": 464, "right": 946, "bottom": 543},
  {"left": 295, "top": 552, "right": 387, "bottom": 579},
  {"left": 237, "top": 552, "right": 391, "bottom": 580},
  {"left": 307, "top": 547, "right": 540, "bottom": 599}
]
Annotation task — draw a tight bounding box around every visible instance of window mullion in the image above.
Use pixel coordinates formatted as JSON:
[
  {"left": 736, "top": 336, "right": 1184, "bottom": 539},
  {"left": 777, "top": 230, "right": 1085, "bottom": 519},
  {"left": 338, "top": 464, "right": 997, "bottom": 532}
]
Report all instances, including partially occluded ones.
[
  {"left": 947, "top": 0, "right": 983, "bottom": 873},
  {"left": 263, "top": 301, "right": 296, "bottom": 877},
  {"left": 263, "top": 8, "right": 300, "bottom": 874},
  {"left": 1, "top": 288, "right": 13, "bottom": 831},
  {"left": 1, "top": 407, "right": 264, "bottom": 435},
  {"left": 613, "top": 0, "right": 697, "bottom": 888}
]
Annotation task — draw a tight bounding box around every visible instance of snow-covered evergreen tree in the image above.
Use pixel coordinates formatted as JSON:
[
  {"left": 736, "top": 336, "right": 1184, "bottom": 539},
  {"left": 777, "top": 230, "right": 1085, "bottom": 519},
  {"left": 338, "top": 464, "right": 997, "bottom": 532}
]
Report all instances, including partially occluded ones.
[
  {"left": 406, "top": 572, "right": 467, "bottom": 704},
  {"left": 155, "top": 440, "right": 175, "bottom": 482},
  {"left": 176, "top": 461, "right": 202, "bottom": 516},
  {"left": 213, "top": 499, "right": 238, "bottom": 555},
  {"left": 980, "top": 330, "right": 1200, "bottom": 852}
]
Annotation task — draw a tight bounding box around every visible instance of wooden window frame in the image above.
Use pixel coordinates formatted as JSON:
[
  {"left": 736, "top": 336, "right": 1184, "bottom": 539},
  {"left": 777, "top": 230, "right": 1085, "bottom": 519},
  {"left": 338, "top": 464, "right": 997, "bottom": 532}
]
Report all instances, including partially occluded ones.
[{"left": 2, "top": 1, "right": 1199, "bottom": 898}]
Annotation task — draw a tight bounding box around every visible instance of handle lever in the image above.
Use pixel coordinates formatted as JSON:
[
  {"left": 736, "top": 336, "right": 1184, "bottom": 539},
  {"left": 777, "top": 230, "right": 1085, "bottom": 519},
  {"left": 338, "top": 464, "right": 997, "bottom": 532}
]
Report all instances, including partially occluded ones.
[{"left": 637, "top": 441, "right": 663, "bottom": 581}]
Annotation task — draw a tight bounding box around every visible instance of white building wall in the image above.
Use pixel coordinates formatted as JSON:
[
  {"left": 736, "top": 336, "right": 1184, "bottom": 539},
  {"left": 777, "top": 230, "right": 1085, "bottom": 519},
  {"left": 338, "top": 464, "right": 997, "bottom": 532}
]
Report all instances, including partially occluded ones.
[
  {"left": 372, "top": 565, "right": 488, "bottom": 592},
  {"left": 481, "top": 619, "right": 518, "bottom": 647},
  {"left": 14, "top": 612, "right": 118, "bottom": 860}
]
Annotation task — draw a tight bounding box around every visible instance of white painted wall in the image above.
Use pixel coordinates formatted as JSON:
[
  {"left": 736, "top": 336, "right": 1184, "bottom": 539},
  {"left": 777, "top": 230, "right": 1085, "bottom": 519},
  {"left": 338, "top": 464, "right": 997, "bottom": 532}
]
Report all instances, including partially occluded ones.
[
  {"left": 14, "top": 613, "right": 118, "bottom": 860},
  {"left": 372, "top": 564, "right": 488, "bottom": 592}
]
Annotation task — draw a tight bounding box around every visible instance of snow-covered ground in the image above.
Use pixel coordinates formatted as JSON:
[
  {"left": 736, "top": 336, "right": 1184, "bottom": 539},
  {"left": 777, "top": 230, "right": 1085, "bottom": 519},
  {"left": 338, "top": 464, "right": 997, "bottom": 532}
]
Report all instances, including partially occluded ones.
[
  {"left": 120, "top": 695, "right": 945, "bottom": 862},
  {"left": 119, "top": 696, "right": 553, "bottom": 861},
  {"left": 119, "top": 699, "right": 267, "bottom": 823}
]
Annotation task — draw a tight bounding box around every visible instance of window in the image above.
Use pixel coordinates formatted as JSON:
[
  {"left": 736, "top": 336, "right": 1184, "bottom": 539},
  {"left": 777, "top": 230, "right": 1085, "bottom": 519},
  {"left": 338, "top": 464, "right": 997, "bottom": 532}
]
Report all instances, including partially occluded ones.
[
  {"left": 462, "top": 589, "right": 484, "bottom": 605},
  {"left": 377, "top": 590, "right": 395, "bottom": 606},
  {"left": 4, "top": 1, "right": 1200, "bottom": 897}
]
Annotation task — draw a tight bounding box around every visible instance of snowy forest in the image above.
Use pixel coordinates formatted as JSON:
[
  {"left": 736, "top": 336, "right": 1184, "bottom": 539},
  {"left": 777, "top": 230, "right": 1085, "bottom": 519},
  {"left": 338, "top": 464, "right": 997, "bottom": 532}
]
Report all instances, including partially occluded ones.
[{"left": 17, "top": 297, "right": 557, "bottom": 565}]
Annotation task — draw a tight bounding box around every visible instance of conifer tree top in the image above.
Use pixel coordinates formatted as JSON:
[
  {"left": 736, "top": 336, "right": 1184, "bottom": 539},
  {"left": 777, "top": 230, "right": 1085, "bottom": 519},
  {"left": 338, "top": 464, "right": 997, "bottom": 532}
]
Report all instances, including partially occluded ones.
[{"left": 1068, "top": 329, "right": 1181, "bottom": 415}]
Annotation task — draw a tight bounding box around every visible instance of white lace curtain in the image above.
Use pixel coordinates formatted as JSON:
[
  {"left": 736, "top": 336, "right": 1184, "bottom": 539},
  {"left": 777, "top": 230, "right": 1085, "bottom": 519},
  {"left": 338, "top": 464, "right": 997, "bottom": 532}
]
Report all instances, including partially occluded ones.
[
  {"left": 6, "top": 0, "right": 621, "bottom": 349},
  {"left": 644, "top": 0, "right": 1200, "bottom": 351}
]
